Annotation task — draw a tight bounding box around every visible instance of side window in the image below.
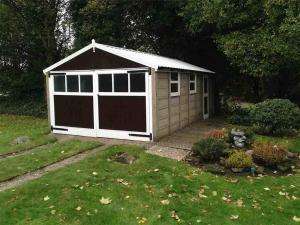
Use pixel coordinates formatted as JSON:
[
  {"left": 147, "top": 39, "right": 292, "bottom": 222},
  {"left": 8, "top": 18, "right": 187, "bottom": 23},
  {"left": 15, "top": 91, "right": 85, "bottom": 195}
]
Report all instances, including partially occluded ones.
[
  {"left": 54, "top": 75, "right": 65, "bottom": 92},
  {"left": 114, "top": 73, "right": 128, "bottom": 92},
  {"left": 170, "top": 72, "right": 180, "bottom": 96},
  {"left": 189, "top": 73, "right": 197, "bottom": 94},
  {"left": 67, "top": 75, "right": 79, "bottom": 92},
  {"left": 80, "top": 75, "right": 93, "bottom": 92},
  {"left": 99, "top": 74, "right": 112, "bottom": 92},
  {"left": 130, "top": 73, "right": 145, "bottom": 92}
]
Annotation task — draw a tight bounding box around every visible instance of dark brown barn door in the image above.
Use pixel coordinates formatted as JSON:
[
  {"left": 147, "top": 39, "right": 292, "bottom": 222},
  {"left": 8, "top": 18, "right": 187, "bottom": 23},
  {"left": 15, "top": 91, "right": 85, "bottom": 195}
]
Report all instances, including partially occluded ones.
[{"left": 98, "top": 72, "right": 148, "bottom": 133}]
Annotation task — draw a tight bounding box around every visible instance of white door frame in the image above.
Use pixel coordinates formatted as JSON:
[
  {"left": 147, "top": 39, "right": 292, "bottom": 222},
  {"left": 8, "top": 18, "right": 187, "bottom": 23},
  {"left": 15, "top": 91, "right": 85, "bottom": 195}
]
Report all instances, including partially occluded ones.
[
  {"left": 48, "top": 69, "right": 152, "bottom": 141},
  {"left": 203, "top": 75, "right": 209, "bottom": 120}
]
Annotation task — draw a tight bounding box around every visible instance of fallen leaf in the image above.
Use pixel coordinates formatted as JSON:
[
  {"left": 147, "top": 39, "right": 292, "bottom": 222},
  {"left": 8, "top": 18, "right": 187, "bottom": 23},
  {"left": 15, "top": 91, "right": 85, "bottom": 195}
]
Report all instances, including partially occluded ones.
[
  {"left": 117, "top": 178, "right": 129, "bottom": 186},
  {"left": 137, "top": 217, "right": 147, "bottom": 224},
  {"left": 92, "top": 172, "right": 98, "bottom": 176},
  {"left": 199, "top": 194, "right": 208, "bottom": 198},
  {"left": 125, "top": 195, "right": 130, "bottom": 199},
  {"left": 293, "top": 216, "right": 300, "bottom": 222},
  {"left": 236, "top": 199, "right": 244, "bottom": 207},
  {"left": 43, "top": 196, "right": 50, "bottom": 201},
  {"left": 264, "top": 187, "right": 270, "bottom": 191},
  {"left": 171, "top": 211, "right": 180, "bottom": 221},
  {"left": 212, "top": 191, "right": 217, "bottom": 196},
  {"left": 99, "top": 197, "right": 112, "bottom": 205},
  {"left": 154, "top": 169, "right": 160, "bottom": 172},
  {"left": 50, "top": 209, "right": 56, "bottom": 215},
  {"left": 160, "top": 199, "right": 170, "bottom": 205},
  {"left": 76, "top": 206, "right": 82, "bottom": 211},
  {"left": 279, "top": 191, "right": 287, "bottom": 196},
  {"left": 292, "top": 196, "right": 297, "bottom": 200},
  {"left": 230, "top": 215, "right": 239, "bottom": 220}
]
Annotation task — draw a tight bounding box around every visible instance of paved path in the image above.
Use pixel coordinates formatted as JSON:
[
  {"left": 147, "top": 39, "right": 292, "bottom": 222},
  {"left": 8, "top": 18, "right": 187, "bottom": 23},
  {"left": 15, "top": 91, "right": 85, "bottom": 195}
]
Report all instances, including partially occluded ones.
[
  {"left": 0, "top": 145, "right": 108, "bottom": 192},
  {"left": 146, "top": 119, "right": 225, "bottom": 161}
]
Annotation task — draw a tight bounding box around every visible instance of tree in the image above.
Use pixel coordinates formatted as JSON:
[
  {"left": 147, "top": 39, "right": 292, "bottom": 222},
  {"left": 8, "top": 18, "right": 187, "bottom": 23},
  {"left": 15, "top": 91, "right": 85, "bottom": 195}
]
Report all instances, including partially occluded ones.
[
  {"left": 0, "top": 0, "right": 72, "bottom": 98},
  {"left": 182, "top": 0, "right": 300, "bottom": 102}
]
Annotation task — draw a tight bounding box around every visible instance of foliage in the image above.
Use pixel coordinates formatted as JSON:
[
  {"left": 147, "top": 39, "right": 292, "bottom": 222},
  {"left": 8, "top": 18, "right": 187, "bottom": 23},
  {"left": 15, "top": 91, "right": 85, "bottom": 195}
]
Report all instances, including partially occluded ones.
[
  {"left": 204, "top": 129, "right": 226, "bottom": 139},
  {"left": 0, "top": 1, "right": 71, "bottom": 98},
  {"left": 225, "top": 150, "right": 253, "bottom": 169},
  {"left": 0, "top": 96, "right": 47, "bottom": 118},
  {"left": 192, "top": 137, "right": 228, "bottom": 162},
  {"left": 223, "top": 97, "right": 254, "bottom": 125},
  {"left": 253, "top": 142, "right": 288, "bottom": 166},
  {"left": 251, "top": 99, "right": 300, "bottom": 135},
  {"left": 182, "top": 0, "right": 300, "bottom": 101}
]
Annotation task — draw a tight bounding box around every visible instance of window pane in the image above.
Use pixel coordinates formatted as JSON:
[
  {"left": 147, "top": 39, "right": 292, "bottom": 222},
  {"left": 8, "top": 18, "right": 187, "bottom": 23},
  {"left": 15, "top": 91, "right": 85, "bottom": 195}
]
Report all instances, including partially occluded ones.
[
  {"left": 171, "top": 83, "right": 178, "bottom": 93},
  {"left": 190, "top": 74, "right": 195, "bottom": 81},
  {"left": 190, "top": 82, "right": 195, "bottom": 91},
  {"left": 204, "top": 77, "right": 208, "bottom": 94},
  {"left": 67, "top": 75, "right": 79, "bottom": 92},
  {"left": 130, "top": 73, "right": 145, "bottom": 92},
  {"left": 114, "top": 73, "right": 128, "bottom": 92},
  {"left": 54, "top": 76, "right": 65, "bottom": 92},
  {"left": 171, "top": 72, "right": 178, "bottom": 81},
  {"left": 204, "top": 97, "right": 208, "bottom": 114},
  {"left": 80, "top": 75, "right": 93, "bottom": 92},
  {"left": 99, "top": 74, "right": 112, "bottom": 92}
]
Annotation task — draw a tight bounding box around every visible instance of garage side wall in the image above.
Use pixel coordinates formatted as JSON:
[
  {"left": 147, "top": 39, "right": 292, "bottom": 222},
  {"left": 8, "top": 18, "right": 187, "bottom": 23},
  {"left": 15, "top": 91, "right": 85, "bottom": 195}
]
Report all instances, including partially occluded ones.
[{"left": 153, "top": 71, "right": 204, "bottom": 140}]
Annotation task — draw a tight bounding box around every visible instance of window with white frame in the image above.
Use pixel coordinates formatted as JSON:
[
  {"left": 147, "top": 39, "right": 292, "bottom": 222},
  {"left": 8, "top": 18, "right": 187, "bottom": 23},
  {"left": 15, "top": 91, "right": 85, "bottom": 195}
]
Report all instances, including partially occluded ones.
[
  {"left": 170, "top": 72, "right": 180, "bottom": 96},
  {"left": 53, "top": 74, "right": 93, "bottom": 93},
  {"left": 189, "top": 73, "right": 197, "bottom": 94},
  {"left": 98, "top": 73, "right": 146, "bottom": 93}
]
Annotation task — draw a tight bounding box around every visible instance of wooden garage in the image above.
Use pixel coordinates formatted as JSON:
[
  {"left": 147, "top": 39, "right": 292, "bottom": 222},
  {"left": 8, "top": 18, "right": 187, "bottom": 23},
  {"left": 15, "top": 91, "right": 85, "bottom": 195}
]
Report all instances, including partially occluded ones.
[{"left": 43, "top": 40, "right": 214, "bottom": 141}]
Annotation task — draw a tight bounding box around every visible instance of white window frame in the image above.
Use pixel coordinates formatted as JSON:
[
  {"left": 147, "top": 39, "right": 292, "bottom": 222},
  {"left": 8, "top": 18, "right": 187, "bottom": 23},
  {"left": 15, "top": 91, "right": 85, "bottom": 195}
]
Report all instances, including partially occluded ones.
[
  {"left": 189, "top": 73, "right": 197, "bottom": 94},
  {"left": 53, "top": 73, "right": 94, "bottom": 96},
  {"left": 203, "top": 75, "right": 209, "bottom": 120},
  {"left": 170, "top": 72, "right": 180, "bottom": 97}
]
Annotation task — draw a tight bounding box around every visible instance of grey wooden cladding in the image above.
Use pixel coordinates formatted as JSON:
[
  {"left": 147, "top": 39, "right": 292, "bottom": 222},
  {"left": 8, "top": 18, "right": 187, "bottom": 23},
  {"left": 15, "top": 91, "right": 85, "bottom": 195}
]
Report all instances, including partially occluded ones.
[{"left": 154, "top": 71, "right": 204, "bottom": 139}]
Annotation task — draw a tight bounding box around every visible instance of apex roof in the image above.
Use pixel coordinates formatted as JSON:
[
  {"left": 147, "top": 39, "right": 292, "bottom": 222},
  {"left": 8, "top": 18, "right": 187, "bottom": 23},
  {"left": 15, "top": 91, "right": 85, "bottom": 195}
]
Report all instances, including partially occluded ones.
[{"left": 43, "top": 40, "right": 214, "bottom": 74}]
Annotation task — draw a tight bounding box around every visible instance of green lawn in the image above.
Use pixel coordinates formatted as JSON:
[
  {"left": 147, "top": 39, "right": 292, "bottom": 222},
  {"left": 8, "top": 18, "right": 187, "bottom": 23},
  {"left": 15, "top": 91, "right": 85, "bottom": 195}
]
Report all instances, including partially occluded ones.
[
  {"left": 0, "top": 115, "right": 57, "bottom": 155},
  {"left": 0, "top": 139, "right": 101, "bottom": 182},
  {"left": 0, "top": 145, "right": 299, "bottom": 225}
]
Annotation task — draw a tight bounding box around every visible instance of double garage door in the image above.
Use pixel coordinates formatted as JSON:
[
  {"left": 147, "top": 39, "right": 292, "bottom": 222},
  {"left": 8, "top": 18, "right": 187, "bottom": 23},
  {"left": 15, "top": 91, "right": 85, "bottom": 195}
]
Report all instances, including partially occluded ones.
[{"left": 49, "top": 70, "right": 152, "bottom": 141}]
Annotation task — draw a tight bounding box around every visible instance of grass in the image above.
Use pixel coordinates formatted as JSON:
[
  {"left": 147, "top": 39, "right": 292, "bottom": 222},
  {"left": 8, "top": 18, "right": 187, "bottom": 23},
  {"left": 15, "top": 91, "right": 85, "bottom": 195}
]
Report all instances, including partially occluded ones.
[
  {"left": 0, "top": 114, "right": 57, "bottom": 155},
  {"left": 0, "top": 145, "right": 299, "bottom": 225},
  {"left": 0, "top": 139, "right": 101, "bottom": 182}
]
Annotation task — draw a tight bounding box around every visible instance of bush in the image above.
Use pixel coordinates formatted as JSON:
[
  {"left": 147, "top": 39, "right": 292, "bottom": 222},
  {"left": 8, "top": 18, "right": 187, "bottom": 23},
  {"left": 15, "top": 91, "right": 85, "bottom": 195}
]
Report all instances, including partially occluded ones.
[
  {"left": 192, "top": 138, "right": 228, "bottom": 162},
  {"left": 204, "top": 129, "right": 226, "bottom": 139},
  {"left": 0, "top": 96, "right": 47, "bottom": 118},
  {"left": 225, "top": 151, "right": 253, "bottom": 169},
  {"left": 224, "top": 97, "right": 254, "bottom": 125},
  {"left": 251, "top": 99, "right": 300, "bottom": 136},
  {"left": 253, "top": 142, "right": 288, "bottom": 166}
]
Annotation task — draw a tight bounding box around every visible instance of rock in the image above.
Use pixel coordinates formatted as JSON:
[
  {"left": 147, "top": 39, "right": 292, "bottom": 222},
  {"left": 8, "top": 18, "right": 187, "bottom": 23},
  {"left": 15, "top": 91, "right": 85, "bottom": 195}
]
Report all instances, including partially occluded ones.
[
  {"left": 287, "top": 151, "right": 297, "bottom": 158},
  {"left": 205, "top": 164, "right": 225, "bottom": 175},
  {"left": 277, "top": 163, "right": 292, "bottom": 173},
  {"left": 113, "top": 152, "right": 137, "bottom": 164},
  {"left": 231, "top": 168, "right": 244, "bottom": 173},
  {"left": 231, "top": 129, "right": 246, "bottom": 148},
  {"left": 12, "top": 136, "right": 30, "bottom": 145},
  {"left": 245, "top": 150, "right": 253, "bottom": 156},
  {"left": 219, "top": 157, "right": 226, "bottom": 166},
  {"left": 255, "top": 165, "right": 265, "bottom": 174}
]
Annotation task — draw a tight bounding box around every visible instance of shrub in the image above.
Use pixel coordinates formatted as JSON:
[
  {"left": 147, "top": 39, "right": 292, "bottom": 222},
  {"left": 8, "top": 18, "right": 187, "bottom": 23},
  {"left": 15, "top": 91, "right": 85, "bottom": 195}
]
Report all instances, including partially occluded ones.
[
  {"left": 251, "top": 99, "right": 300, "bottom": 136},
  {"left": 225, "top": 151, "right": 253, "bottom": 169},
  {"left": 252, "top": 142, "right": 288, "bottom": 166},
  {"left": 204, "top": 129, "right": 226, "bottom": 139},
  {"left": 224, "top": 97, "right": 254, "bottom": 125},
  {"left": 192, "top": 138, "right": 228, "bottom": 162}
]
